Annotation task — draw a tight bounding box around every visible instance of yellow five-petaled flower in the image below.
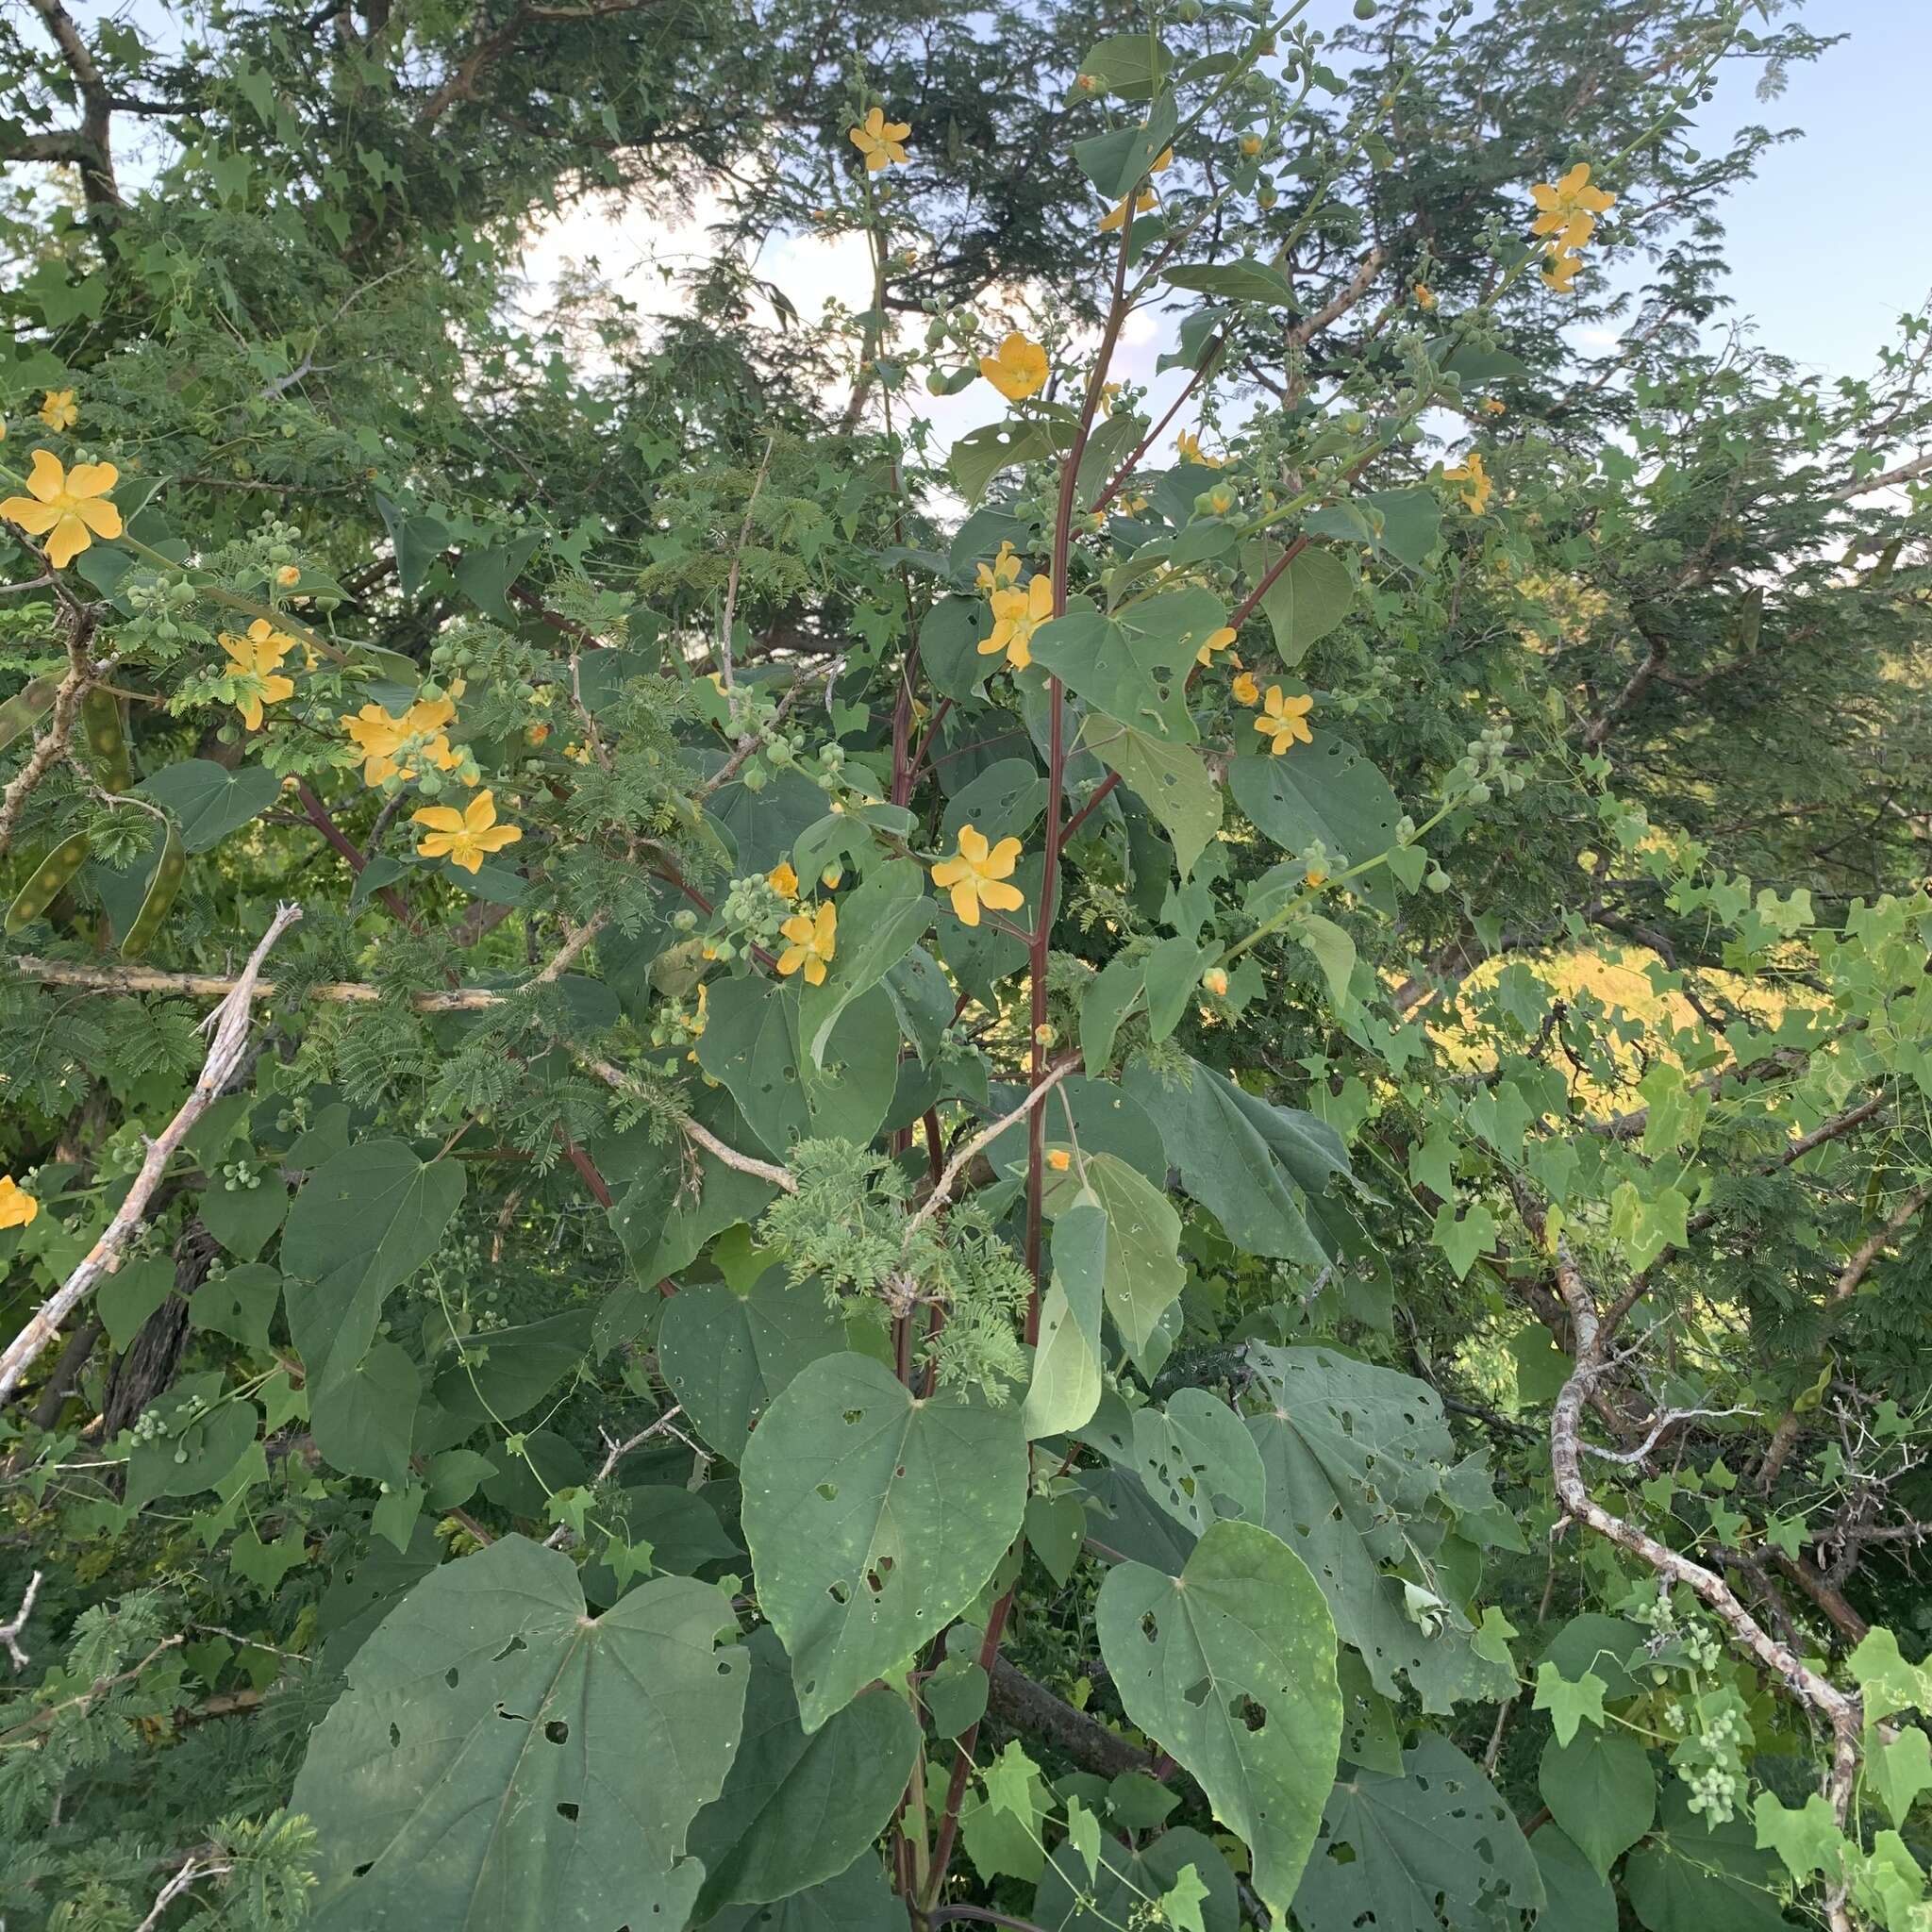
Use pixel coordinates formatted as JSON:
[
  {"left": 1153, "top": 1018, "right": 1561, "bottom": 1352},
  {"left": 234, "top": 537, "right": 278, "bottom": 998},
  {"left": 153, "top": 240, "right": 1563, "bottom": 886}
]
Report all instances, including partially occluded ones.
[
  {"left": 980, "top": 331, "right": 1048, "bottom": 402},
  {"left": 342, "top": 694, "right": 461, "bottom": 785},
  {"left": 220, "top": 619, "right": 298, "bottom": 730},
  {"left": 980, "top": 573, "right": 1053, "bottom": 671},
  {"left": 767, "top": 859, "right": 800, "bottom": 901},
  {"left": 1195, "top": 625, "right": 1238, "bottom": 668},
  {"left": 1442, "top": 448, "right": 1492, "bottom": 514},
  {"left": 40, "top": 390, "right": 78, "bottom": 432},
  {"left": 1231, "top": 670, "right": 1260, "bottom": 707},
  {"left": 0, "top": 1174, "right": 38, "bottom": 1230},
  {"left": 0, "top": 449, "right": 122, "bottom": 569},
  {"left": 1255, "top": 686, "right": 1314, "bottom": 755},
  {"left": 1174, "top": 428, "right": 1224, "bottom": 468},
  {"left": 1529, "top": 161, "right": 1614, "bottom": 251},
  {"left": 776, "top": 900, "right": 838, "bottom": 985},
  {"left": 849, "top": 107, "right": 910, "bottom": 173},
  {"left": 974, "top": 541, "right": 1022, "bottom": 595},
  {"left": 931, "top": 824, "right": 1024, "bottom": 928},
  {"left": 413, "top": 788, "right": 522, "bottom": 873}
]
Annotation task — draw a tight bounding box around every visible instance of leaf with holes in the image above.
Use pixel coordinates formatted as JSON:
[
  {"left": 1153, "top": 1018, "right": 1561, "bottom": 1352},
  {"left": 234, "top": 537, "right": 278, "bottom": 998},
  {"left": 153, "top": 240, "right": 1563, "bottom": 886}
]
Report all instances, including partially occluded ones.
[
  {"left": 292, "top": 1534, "right": 746, "bottom": 1932},
  {"left": 1131, "top": 1389, "right": 1267, "bottom": 1538},
  {"left": 659, "top": 1269, "right": 852, "bottom": 1462},
  {"left": 1246, "top": 1345, "right": 1514, "bottom": 1711},
  {"left": 689, "top": 1626, "right": 919, "bottom": 1913},
  {"left": 741, "top": 1352, "right": 1027, "bottom": 1731},
  {"left": 1033, "top": 591, "right": 1217, "bottom": 743},
  {"left": 1227, "top": 735, "right": 1403, "bottom": 912},
  {"left": 1292, "top": 1731, "right": 1543, "bottom": 1932},
  {"left": 1041, "top": 1151, "right": 1185, "bottom": 1374},
  {"left": 1082, "top": 717, "right": 1223, "bottom": 878},
  {"left": 1094, "top": 1519, "right": 1342, "bottom": 1918}
]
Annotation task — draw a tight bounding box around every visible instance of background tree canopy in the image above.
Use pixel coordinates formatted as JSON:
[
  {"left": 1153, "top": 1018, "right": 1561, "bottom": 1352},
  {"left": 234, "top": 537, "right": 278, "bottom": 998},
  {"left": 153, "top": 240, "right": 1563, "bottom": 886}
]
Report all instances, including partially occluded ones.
[{"left": 2, "top": 1, "right": 1929, "bottom": 1929}]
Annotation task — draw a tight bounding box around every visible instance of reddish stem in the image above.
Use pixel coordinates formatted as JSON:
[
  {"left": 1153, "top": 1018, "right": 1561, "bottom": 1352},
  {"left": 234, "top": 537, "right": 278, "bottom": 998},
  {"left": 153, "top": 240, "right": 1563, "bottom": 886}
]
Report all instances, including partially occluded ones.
[
  {"left": 922, "top": 1585, "right": 1018, "bottom": 1908},
  {"left": 292, "top": 777, "right": 418, "bottom": 930}
]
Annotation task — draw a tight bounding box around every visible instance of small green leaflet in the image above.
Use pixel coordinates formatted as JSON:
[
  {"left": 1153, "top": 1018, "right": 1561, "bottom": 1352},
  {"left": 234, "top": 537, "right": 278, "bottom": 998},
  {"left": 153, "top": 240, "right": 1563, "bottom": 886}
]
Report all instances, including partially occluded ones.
[{"left": 1533, "top": 1659, "right": 1608, "bottom": 1745}]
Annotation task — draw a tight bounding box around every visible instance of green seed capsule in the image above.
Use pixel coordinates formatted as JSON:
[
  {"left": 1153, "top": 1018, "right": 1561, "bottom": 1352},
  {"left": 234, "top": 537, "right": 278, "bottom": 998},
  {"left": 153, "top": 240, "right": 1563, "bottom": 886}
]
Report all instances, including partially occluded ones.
[
  {"left": 0, "top": 676, "right": 59, "bottom": 754},
  {"left": 120, "top": 824, "right": 186, "bottom": 958},
  {"left": 6, "top": 831, "right": 92, "bottom": 934},
  {"left": 81, "top": 690, "right": 132, "bottom": 792}
]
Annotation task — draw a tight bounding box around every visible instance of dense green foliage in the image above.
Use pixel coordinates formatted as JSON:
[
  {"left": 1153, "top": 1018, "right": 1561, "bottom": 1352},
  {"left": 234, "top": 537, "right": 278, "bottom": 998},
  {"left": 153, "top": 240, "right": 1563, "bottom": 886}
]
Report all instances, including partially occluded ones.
[{"left": 2, "top": 0, "right": 1930, "bottom": 1928}]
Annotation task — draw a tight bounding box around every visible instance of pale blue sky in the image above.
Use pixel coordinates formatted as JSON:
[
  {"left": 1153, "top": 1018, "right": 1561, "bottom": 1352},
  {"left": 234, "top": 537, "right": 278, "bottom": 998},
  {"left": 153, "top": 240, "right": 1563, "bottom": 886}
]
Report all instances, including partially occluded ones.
[{"left": 1687, "top": 0, "right": 1928, "bottom": 375}]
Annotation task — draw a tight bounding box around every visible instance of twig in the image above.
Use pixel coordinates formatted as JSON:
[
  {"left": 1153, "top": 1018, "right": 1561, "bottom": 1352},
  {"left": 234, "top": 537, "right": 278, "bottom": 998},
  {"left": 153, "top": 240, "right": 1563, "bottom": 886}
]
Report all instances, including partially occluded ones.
[
  {"left": 716, "top": 436, "right": 775, "bottom": 690},
  {"left": 0, "top": 1571, "right": 42, "bottom": 1670},
  {"left": 0, "top": 608, "right": 93, "bottom": 860},
  {"left": 1581, "top": 1405, "right": 1757, "bottom": 1467},
  {"left": 902, "top": 1059, "right": 1080, "bottom": 1241},
  {"left": 1832, "top": 1182, "right": 1932, "bottom": 1303},
  {"left": 134, "top": 1849, "right": 231, "bottom": 1932},
  {"left": 574, "top": 1053, "right": 799, "bottom": 1193},
  {"left": 541, "top": 1407, "right": 689, "bottom": 1549},
  {"left": 0, "top": 904, "right": 302, "bottom": 1408}
]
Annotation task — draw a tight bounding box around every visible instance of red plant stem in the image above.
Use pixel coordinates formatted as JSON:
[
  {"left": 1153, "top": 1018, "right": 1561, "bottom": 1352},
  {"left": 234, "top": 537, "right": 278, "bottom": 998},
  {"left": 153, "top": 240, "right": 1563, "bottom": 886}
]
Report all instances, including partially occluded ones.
[
  {"left": 922, "top": 1584, "right": 1018, "bottom": 1909},
  {"left": 1226, "top": 531, "right": 1310, "bottom": 634},
  {"left": 1059, "top": 771, "right": 1122, "bottom": 845},
  {"left": 1087, "top": 334, "right": 1227, "bottom": 519},
  {"left": 292, "top": 778, "right": 418, "bottom": 929},
  {"left": 905, "top": 695, "right": 953, "bottom": 786},
  {"left": 558, "top": 1137, "right": 612, "bottom": 1208}
]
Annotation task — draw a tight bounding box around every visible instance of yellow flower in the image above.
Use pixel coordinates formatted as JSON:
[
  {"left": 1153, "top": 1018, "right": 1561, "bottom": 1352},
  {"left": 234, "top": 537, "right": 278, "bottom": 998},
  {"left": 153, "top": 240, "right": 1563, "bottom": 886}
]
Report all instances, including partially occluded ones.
[
  {"left": 931, "top": 823, "right": 1024, "bottom": 927},
  {"left": 0, "top": 1175, "right": 39, "bottom": 1229},
  {"left": 1414, "top": 282, "right": 1436, "bottom": 310},
  {"left": 1097, "top": 381, "right": 1124, "bottom": 417},
  {"left": 980, "top": 573, "right": 1054, "bottom": 671},
  {"left": 1098, "top": 187, "right": 1158, "bottom": 232},
  {"left": 980, "top": 331, "right": 1048, "bottom": 402},
  {"left": 1151, "top": 147, "right": 1173, "bottom": 174},
  {"left": 412, "top": 788, "right": 522, "bottom": 874},
  {"left": 1442, "top": 448, "right": 1492, "bottom": 513},
  {"left": 1541, "top": 244, "right": 1585, "bottom": 294},
  {"left": 1529, "top": 162, "right": 1614, "bottom": 246},
  {"left": 1240, "top": 133, "right": 1263, "bottom": 158},
  {"left": 1196, "top": 625, "right": 1238, "bottom": 668},
  {"left": 821, "top": 864, "right": 843, "bottom": 890},
  {"left": 1201, "top": 967, "right": 1228, "bottom": 997},
  {"left": 849, "top": 106, "right": 910, "bottom": 173},
  {"left": 1304, "top": 865, "right": 1328, "bottom": 889},
  {"left": 974, "top": 541, "right": 1023, "bottom": 594},
  {"left": 219, "top": 619, "right": 298, "bottom": 730},
  {"left": 1206, "top": 484, "right": 1234, "bottom": 516},
  {"left": 275, "top": 564, "right": 300, "bottom": 588},
  {"left": 776, "top": 901, "right": 838, "bottom": 985},
  {"left": 767, "top": 859, "right": 800, "bottom": 901},
  {"left": 1255, "top": 686, "right": 1314, "bottom": 755},
  {"left": 1480, "top": 397, "right": 1507, "bottom": 416},
  {"left": 1231, "top": 670, "right": 1261, "bottom": 707},
  {"left": 1174, "top": 428, "right": 1224, "bottom": 468},
  {"left": 1046, "top": 1148, "right": 1072, "bottom": 1173},
  {"left": 40, "top": 390, "right": 78, "bottom": 432},
  {"left": 341, "top": 693, "right": 459, "bottom": 784},
  {"left": 0, "top": 449, "right": 123, "bottom": 570},
  {"left": 1123, "top": 492, "right": 1149, "bottom": 515}
]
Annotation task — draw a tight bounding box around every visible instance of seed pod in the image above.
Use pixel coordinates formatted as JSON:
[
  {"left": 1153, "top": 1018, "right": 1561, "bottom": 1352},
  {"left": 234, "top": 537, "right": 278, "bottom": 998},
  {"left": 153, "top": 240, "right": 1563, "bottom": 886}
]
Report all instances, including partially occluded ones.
[
  {"left": 120, "top": 823, "right": 186, "bottom": 958},
  {"left": 6, "top": 830, "right": 92, "bottom": 934},
  {"left": 81, "top": 689, "right": 132, "bottom": 791},
  {"left": 0, "top": 676, "right": 59, "bottom": 754}
]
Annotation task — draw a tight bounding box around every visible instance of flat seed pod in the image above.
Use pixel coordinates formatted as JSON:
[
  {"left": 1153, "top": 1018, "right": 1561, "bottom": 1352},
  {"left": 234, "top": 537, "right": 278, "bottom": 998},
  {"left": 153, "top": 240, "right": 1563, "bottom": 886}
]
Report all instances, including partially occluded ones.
[
  {"left": 81, "top": 688, "right": 132, "bottom": 791},
  {"left": 6, "top": 830, "right": 92, "bottom": 934},
  {"left": 0, "top": 675, "right": 59, "bottom": 753},
  {"left": 119, "top": 821, "right": 185, "bottom": 958}
]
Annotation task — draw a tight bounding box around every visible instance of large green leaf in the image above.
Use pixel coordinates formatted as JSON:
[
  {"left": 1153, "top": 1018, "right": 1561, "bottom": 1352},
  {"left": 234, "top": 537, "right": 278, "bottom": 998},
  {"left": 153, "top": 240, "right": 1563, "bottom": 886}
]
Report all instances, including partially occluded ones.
[
  {"left": 797, "top": 859, "right": 933, "bottom": 1068},
  {"left": 610, "top": 1086, "right": 779, "bottom": 1283},
  {"left": 1624, "top": 1788, "right": 1788, "bottom": 1932},
  {"left": 1244, "top": 541, "right": 1355, "bottom": 666},
  {"left": 137, "top": 758, "right": 280, "bottom": 853},
  {"left": 310, "top": 1338, "right": 419, "bottom": 1487},
  {"left": 1165, "top": 258, "right": 1297, "bottom": 305},
  {"left": 1540, "top": 1729, "right": 1656, "bottom": 1879},
  {"left": 1131, "top": 1388, "right": 1266, "bottom": 1538},
  {"left": 1041, "top": 1151, "right": 1184, "bottom": 1372},
  {"left": 689, "top": 1627, "right": 919, "bottom": 1913},
  {"left": 293, "top": 1535, "right": 747, "bottom": 1932},
  {"left": 283, "top": 1140, "right": 466, "bottom": 1390},
  {"left": 1081, "top": 717, "right": 1222, "bottom": 877},
  {"left": 741, "top": 1353, "right": 1027, "bottom": 1731},
  {"left": 1124, "top": 1058, "right": 1333, "bottom": 1267},
  {"left": 704, "top": 1856, "right": 900, "bottom": 1932},
  {"left": 1021, "top": 1194, "right": 1108, "bottom": 1440},
  {"left": 1032, "top": 591, "right": 1220, "bottom": 742},
  {"left": 1095, "top": 1519, "right": 1342, "bottom": 1916},
  {"left": 1246, "top": 1345, "right": 1514, "bottom": 1711},
  {"left": 1227, "top": 734, "right": 1403, "bottom": 912},
  {"left": 1292, "top": 1732, "right": 1544, "bottom": 1932},
  {"left": 434, "top": 1308, "right": 595, "bottom": 1424},
  {"left": 1533, "top": 1825, "right": 1619, "bottom": 1932},
  {"left": 698, "top": 978, "right": 899, "bottom": 1157},
  {"left": 659, "top": 1270, "right": 851, "bottom": 1462}
]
